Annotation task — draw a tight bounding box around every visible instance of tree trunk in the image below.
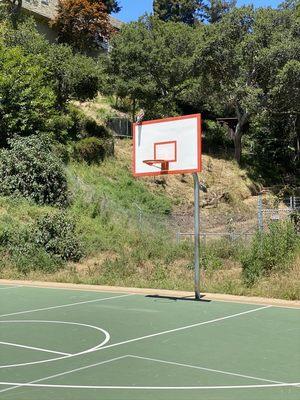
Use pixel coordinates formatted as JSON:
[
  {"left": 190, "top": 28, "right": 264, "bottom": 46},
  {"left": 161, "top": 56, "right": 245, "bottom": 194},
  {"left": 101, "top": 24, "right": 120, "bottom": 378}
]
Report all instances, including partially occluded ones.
[
  {"left": 231, "top": 109, "right": 248, "bottom": 165},
  {"left": 233, "top": 131, "right": 242, "bottom": 164},
  {"left": 132, "top": 98, "right": 136, "bottom": 122}
]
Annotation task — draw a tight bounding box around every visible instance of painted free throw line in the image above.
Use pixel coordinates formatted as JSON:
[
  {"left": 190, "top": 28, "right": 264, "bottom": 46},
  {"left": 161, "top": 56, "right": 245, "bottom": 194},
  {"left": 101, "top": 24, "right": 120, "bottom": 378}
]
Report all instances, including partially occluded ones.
[{"left": 0, "top": 382, "right": 299, "bottom": 390}]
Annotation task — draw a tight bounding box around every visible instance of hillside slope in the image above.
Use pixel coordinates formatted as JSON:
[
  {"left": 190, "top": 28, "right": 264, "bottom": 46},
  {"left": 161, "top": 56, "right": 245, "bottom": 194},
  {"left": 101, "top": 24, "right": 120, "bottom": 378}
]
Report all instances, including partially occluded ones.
[{"left": 0, "top": 138, "right": 298, "bottom": 300}]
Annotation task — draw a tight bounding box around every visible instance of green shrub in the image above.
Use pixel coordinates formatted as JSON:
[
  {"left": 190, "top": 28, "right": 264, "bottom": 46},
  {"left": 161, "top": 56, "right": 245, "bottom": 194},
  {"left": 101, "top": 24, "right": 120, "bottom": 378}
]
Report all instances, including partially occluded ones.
[
  {"left": 291, "top": 211, "right": 300, "bottom": 233},
  {"left": 203, "top": 120, "right": 231, "bottom": 150},
  {"left": 0, "top": 136, "right": 69, "bottom": 206},
  {"left": 46, "top": 107, "right": 111, "bottom": 144},
  {"left": 73, "top": 137, "right": 109, "bottom": 164},
  {"left": 241, "top": 221, "right": 299, "bottom": 286},
  {"left": 0, "top": 46, "right": 55, "bottom": 146},
  {"left": 8, "top": 241, "right": 63, "bottom": 274},
  {"left": 33, "top": 212, "right": 84, "bottom": 262}
]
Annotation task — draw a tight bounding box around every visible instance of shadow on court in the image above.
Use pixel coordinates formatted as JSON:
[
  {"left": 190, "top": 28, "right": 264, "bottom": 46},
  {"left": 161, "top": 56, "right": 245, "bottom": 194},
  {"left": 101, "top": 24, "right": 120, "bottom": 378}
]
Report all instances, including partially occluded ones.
[{"left": 146, "top": 294, "right": 211, "bottom": 303}]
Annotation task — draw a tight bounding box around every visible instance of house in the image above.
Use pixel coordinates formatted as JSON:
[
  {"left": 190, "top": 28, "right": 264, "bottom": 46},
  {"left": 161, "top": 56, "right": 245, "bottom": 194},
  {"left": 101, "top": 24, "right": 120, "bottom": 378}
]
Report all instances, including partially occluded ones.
[{"left": 21, "top": 0, "right": 124, "bottom": 50}]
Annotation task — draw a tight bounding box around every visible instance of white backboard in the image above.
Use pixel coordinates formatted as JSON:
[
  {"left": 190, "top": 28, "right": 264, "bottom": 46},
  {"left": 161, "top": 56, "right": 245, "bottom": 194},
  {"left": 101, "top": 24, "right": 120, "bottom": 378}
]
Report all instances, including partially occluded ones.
[{"left": 133, "top": 114, "right": 202, "bottom": 177}]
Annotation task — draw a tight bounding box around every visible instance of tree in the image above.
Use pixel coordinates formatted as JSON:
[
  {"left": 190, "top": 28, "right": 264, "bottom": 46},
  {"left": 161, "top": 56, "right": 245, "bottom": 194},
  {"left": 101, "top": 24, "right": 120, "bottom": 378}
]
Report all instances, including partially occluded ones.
[
  {"left": 102, "top": 0, "right": 121, "bottom": 14},
  {"left": 197, "top": 6, "right": 299, "bottom": 164},
  {"left": 44, "top": 44, "right": 101, "bottom": 107},
  {"left": 198, "top": 7, "right": 258, "bottom": 163},
  {"left": 153, "top": 0, "right": 203, "bottom": 25},
  {"left": 0, "top": 0, "right": 22, "bottom": 26},
  {"left": 202, "top": 0, "right": 236, "bottom": 23},
  {"left": 106, "top": 16, "right": 197, "bottom": 119},
  {"left": 51, "top": 0, "right": 113, "bottom": 51},
  {"left": 1, "top": 20, "right": 101, "bottom": 108},
  {"left": 153, "top": 0, "right": 235, "bottom": 24},
  {"left": 249, "top": 7, "right": 300, "bottom": 174},
  {"left": 0, "top": 46, "right": 55, "bottom": 146}
]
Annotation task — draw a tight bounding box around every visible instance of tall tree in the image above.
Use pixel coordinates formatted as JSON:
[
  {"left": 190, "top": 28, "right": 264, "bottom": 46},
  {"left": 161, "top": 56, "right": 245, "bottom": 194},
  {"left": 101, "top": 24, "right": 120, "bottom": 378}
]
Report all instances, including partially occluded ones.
[
  {"left": 51, "top": 0, "right": 113, "bottom": 51},
  {"left": 0, "top": 46, "right": 55, "bottom": 146},
  {"left": 153, "top": 0, "right": 203, "bottom": 25},
  {"left": 106, "top": 16, "right": 197, "bottom": 119},
  {"left": 202, "top": 0, "right": 236, "bottom": 23},
  {"left": 0, "top": 0, "right": 22, "bottom": 26},
  {"left": 102, "top": 0, "right": 121, "bottom": 14}
]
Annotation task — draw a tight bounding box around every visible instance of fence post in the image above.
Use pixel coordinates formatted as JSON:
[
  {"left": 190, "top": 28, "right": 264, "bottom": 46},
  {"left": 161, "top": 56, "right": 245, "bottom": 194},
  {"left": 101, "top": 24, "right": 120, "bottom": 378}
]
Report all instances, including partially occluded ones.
[
  {"left": 290, "top": 196, "right": 294, "bottom": 210},
  {"left": 258, "top": 193, "right": 263, "bottom": 232}
]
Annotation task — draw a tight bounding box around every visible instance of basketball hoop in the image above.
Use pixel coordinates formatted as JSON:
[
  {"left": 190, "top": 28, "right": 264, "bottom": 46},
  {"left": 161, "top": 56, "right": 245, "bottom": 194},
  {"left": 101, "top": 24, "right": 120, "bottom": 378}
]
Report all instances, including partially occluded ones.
[{"left": 143, "top": 159, "right": 169, "bottom": 172}]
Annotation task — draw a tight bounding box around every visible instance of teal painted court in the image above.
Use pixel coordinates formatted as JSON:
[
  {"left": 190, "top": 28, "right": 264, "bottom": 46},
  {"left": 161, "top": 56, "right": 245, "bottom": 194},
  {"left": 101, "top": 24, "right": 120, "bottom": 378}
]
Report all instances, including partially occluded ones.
[{"left": 0, "top": 284, "right": 299, "bottom": 400}]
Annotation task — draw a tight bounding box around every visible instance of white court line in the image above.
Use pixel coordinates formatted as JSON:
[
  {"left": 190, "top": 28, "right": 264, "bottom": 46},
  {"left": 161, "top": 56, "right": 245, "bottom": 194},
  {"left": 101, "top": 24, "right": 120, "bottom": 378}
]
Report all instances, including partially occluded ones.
[
  {"left": 0, "top": 293, "right": 134, "bottom": 318},
  {"left": 0, "top": 320, "right": 110, "bottom": 369},
  {"left": 129, "top": 355, "right": 285, "bottom": 385},
  {"left": 0, "top": 341, "right": 70, "bottom": 356},
  {"left": 0, "top": 382, "right": 299, "bottom": 390},
  {"left": 98, "top": 305, "right": 272, "bottom": 352},
  {"left": 0, "top": 286, "right": 22, "bottom": 290},
  {"left": 0, "top": 356, "right": 129, "bottom": 394},
  {"left": 0, "top": 305, "right": 272, "bottom": 395}
]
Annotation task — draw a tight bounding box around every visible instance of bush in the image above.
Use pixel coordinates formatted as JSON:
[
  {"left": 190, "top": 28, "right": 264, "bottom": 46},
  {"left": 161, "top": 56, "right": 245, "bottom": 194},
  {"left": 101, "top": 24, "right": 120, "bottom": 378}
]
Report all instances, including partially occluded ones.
[
  {"left": 291, "top": 211, "right": 300, "bottom": 233},
  {"left": 8, "top": 241, "right": 64, "bottom": 274},
  {"left": 73, "top": 137, "right": 110, "bottom": 164},
  {"left": 0, "top": 46, "right": 55, "bottom": 146},
  {"left": 203, "top": 120, "right": 232, "bottom": 151},
  {"left": 0, "top": 136, "right": 69, "bottom": 206},
  {"left": 33, "top": 212, "right": 84, "bottom": 262},
  {"left": 69, "top": 105, "right": 110, "bottom": 138},
  {"left": 241, "top": 221, "right": 299, "bottom": 286}
]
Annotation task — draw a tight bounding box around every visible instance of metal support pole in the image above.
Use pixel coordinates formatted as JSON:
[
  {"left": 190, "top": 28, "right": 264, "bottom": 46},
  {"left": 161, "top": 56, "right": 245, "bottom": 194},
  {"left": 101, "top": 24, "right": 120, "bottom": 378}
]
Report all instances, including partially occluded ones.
[
  {"left": 193, "top": 173, "right": 201, "bottom": 301},
  {"left": 258, "top": 193, "right": 263, "bottom": 232}
]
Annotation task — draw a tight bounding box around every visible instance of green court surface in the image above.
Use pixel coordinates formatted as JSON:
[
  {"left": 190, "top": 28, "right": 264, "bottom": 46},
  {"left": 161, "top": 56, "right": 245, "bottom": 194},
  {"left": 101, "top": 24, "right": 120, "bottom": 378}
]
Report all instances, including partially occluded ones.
[{"left": 0, "top": 284, "right": 299, "bottom": 400}]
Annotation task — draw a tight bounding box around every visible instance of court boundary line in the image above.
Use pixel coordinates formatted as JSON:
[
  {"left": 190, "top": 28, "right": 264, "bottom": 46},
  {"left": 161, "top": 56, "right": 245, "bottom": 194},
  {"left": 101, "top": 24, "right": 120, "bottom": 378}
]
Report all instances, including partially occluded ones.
[
  {"left": 1, "top": 279, "right": 299, "bottom": 309},
  {"left": 0, "top": 355, "right": 129, "bottom": 395},
  {"left": 0, "top": 382, "right": 299, "bottom": 390},
  {"left": 1, "top": 353, "right": 298, "bottom": 393},
  {"left": 0, "top": 293, "right": 134, "bottom": 319},
  {"left": 128, "top": 355, "right": 285, "bottom": 385},
  {"left": 0, "top": 305, "right": 273, "bottom": 395},
  {"left": 0, "top": 320, "right": 111, "bottom": 369},
  {"left": 0, "top": 341, "right": 70, "bottom": 356},
  {"left": 96, "top": 305, "right": 272, "bottom": 353}
]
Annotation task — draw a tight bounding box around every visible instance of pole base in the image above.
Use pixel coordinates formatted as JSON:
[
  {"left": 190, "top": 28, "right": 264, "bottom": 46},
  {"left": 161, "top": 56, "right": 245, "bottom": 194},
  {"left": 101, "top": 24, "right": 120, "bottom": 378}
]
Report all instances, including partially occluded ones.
[{"left": 195, "top": 291, "right": 201, "bottom": 301}]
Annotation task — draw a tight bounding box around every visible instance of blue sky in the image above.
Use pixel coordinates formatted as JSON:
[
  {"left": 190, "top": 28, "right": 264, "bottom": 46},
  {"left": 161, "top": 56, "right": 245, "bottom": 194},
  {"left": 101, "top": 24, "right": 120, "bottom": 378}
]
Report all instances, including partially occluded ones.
[{"left": 113, "top": 0, "right": 282, "bottom": 22}]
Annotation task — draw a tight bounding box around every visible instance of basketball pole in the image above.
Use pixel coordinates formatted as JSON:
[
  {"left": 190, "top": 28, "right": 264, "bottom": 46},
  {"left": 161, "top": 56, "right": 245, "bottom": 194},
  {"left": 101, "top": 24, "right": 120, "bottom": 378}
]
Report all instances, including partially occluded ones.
[{"left": 193, "top": 173, "right": 201, "bottom": 300}]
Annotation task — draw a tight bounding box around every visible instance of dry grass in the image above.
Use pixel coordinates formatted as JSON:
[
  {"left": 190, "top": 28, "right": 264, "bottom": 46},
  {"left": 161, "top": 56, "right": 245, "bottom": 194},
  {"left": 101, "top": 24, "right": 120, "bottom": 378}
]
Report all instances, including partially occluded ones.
[
  {"left": 115, "top": 139, "right": 259, "bottom": 214},
  {"left": 2, "top": 252, "right": 299, "bottom": 300}
]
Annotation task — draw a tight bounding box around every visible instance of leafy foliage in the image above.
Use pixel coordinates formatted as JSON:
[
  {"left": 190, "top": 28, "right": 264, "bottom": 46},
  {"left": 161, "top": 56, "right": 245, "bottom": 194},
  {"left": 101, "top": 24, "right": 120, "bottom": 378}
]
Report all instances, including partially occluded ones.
[
  {"left": 44, "top": 44, "right": 101, "bottom": 107},
  {"left": 108, "top": 6, "right": 299, "bottom": 172},
  {"left": 153, "top": 0, "right": 236, "bottom": 24},
  {"left": 1, "top": 20, "right": 102, "bottom": 108},
  {"left": 153, "top": 0, "right": 203, "bottom": 25},
  {"left": 73, "top": 137, "right": 110, "bottom": 164},
  {"left": 102, "top": 0, "right": 121, "bottom": 14},
  {"left": 52, "top": 0, "right": 113, "bottom": 51},
  {"left": 0, "top": 45, "right": 55, "bottom": 145},
  {"left": 107, "top": 16, "right": 197, "bottom": 118},
  {"left": 0, "top": 136, "right": 69, "bottom": 206},
  {"left": 241, "top": 221, "right": 299, "bottom": 286},
  {"left": 33, "top": 212, "right": 84, "bottom": 262}
]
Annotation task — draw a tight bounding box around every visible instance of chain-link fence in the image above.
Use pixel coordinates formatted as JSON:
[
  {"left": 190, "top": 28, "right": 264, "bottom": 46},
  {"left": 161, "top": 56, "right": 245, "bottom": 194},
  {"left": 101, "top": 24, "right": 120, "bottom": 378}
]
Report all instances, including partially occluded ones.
[
  {"left": 258, "top": 192, "right": 300, "bottom": 233},
  {"left": 71, "top": 172, "right": 300, "bottom": 243}
]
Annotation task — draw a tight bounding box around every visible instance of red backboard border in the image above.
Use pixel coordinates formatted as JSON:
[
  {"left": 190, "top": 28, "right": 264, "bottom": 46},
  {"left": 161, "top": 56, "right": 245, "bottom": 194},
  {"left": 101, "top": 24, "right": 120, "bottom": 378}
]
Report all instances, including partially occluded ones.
[{"left": 133, "top": 114, "right": 202, "bottom": 177}]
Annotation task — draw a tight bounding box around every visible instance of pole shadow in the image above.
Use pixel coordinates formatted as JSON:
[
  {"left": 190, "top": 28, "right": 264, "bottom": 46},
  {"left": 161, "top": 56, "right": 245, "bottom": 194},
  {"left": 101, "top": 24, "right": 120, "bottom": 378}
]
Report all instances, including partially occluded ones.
[{"left": 146, "top": 295, "right": 211, "bottom": 303}]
